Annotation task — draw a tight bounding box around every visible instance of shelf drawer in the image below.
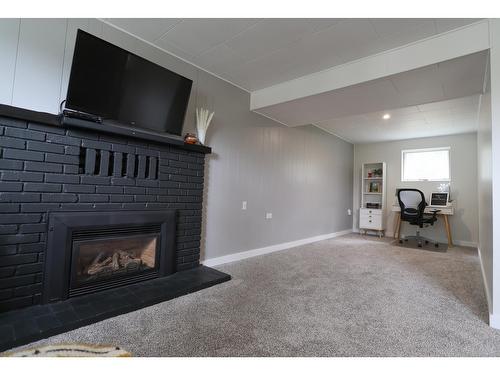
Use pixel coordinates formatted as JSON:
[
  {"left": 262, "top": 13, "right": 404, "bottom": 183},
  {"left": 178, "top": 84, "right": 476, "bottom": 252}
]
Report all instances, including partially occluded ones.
[
  {"left": 360, "top": 214, "right": 382, "bottom": 229},
  {"left": 360, "top": 208, "right": 382, "bottom": 216}
]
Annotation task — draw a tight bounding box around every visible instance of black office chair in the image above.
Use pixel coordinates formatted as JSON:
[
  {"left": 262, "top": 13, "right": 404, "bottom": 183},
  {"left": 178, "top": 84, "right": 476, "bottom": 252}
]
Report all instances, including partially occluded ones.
[{"left": 397, "top": 188, "right": 440, "bottom": 248}]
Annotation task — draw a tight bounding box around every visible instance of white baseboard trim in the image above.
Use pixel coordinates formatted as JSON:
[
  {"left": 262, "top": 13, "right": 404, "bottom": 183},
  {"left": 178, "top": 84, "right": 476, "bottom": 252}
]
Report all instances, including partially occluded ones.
[
  {"left": 453, "top": 240, "right": 478, "bottom": 247},
  {"left": 490, "top": 314, "right": 500, "bottom": 330},
  {"left": 202, "top": 229, "right": 352, "bottom": 267},
  {"left": 477, "top": 247, "right": 493, "bottom": 320}
]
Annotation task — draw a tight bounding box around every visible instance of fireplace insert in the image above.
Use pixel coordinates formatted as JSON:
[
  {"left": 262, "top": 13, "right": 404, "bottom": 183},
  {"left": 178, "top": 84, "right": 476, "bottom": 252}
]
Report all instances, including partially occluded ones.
[{"left": 43, "top": 210, "right": 176, "bottom": 303}]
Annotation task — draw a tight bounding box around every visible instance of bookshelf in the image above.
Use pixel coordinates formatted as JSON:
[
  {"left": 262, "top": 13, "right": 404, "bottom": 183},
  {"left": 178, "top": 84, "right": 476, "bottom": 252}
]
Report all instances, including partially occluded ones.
[{"left": 360, "top": 162, "right": 386, "bottom": 237}]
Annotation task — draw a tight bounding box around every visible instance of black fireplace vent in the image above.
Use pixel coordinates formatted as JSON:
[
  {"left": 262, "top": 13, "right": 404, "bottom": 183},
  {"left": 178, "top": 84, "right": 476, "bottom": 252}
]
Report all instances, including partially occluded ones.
[
  {"left": 72, "top": 224, "right": 162, "bottom": 240},
  {"left": 78, "top": 147, "right": 159, "bottom": 179}
]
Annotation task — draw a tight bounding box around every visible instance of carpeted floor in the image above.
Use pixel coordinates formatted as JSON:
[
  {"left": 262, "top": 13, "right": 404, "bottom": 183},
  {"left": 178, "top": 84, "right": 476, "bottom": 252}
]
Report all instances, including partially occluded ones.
[{"left": 6, "top": 234, "right": 500, "bottom": 356}]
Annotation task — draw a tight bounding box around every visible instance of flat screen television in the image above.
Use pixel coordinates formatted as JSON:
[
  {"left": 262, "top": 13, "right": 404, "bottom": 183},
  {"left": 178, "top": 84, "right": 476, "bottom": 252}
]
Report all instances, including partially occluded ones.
[{"left": 65, "top": 29, "right": 192, "bottom": 136}]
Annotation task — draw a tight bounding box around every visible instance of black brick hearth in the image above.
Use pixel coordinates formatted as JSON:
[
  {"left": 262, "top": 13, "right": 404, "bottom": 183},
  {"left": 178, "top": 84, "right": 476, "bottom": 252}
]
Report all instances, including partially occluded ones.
[
  {"left": 0, "top": 265, "right": 230, "bottom": 352},
  {"left": 0, "top": 105, "right": 225, "bottom": 315}
]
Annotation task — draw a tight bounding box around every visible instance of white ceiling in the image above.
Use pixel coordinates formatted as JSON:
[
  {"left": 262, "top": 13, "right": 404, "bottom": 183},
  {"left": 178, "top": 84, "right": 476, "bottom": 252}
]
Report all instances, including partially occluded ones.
[
  {"left": 255, "top": 50, "right": 488, "bottom": 127},
  {"left": 105, "top": 18, "right": 486, "bottom": 144},
  {"left": 105, "top": 18, "right": 480, "bottom": 91},
  {"left": 316, "top": 94, "right": 480, "bottom": 143}
]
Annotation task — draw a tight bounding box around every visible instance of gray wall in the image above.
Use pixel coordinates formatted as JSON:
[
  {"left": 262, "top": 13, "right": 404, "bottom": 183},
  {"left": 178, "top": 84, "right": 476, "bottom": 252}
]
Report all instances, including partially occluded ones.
[
  {"left": 0, "top": 19, "right": 354, "bottom": 260},
  {"left": 477, "top": 58, "right": 493, "bottom": 312},
  {"left": 353, "top": 133, "right": 478, "bottom": 246}
]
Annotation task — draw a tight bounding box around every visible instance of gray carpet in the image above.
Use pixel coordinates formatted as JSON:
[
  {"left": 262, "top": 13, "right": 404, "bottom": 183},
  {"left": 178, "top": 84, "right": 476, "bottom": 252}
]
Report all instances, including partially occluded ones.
[{"left": 6, "top": 234, "right": 500, "bottom": 356}]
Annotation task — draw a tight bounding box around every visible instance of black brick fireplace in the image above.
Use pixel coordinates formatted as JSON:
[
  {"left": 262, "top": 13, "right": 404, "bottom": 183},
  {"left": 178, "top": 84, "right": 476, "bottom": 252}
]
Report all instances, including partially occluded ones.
[{"left": 0, "top": 104, "right": 230, "bottom": 350}]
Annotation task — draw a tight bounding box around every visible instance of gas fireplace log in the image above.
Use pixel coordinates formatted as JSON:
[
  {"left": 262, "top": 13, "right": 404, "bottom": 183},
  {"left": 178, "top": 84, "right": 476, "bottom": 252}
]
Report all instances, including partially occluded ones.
[
  {"left": 117, "top": 250, "right": 133, "bottom": 266},
  {"left": 121, "top": 257, "right": 142, "bottom": 269},
  {"left": 88, "top": 252, "right": 106, "bottom": 268},
  {"left": 117, "top": 250, "right": 130, "bottom": 257},
  {"left": 85, "top": 252, "right": 108, "bottom": 275},
  {"left": 111, "top": 252, "right": 120, "bottom": 271},
  {"left": 86, "top": 256, "right": 113, "bottom": 275},
  {"left": 84, "top": 249, "right": 145, "bottom": 276},
  {"left": 92, "top": 264, "right": 115, "bottom": 275}
]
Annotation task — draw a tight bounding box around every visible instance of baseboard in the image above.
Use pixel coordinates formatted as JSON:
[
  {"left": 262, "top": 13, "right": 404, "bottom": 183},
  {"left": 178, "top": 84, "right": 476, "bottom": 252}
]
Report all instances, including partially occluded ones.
[
  {"left": 202, "top": 229, "right": 353, "bottom": 267},
  {"left": 452, "top": 240, "right": 478, "bottom": 247},
  {"left": 490, "top": 314, "right": 500, "bottom": 330},
  {"left": 477, "top": 247, "right": 493, "bottom": 320}
]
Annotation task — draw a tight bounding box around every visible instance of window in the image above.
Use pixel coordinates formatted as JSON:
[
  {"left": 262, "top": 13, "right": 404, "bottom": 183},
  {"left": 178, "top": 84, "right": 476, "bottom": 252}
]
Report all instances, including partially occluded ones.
[{"left": 401, "top": 147, "right": 450, "bottom": 181}]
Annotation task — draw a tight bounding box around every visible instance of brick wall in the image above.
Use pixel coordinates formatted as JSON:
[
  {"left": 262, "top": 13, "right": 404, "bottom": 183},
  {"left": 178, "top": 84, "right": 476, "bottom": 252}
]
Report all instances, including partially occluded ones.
[{"left": 0, "top": 115, "right": 206, "bottom": 312}]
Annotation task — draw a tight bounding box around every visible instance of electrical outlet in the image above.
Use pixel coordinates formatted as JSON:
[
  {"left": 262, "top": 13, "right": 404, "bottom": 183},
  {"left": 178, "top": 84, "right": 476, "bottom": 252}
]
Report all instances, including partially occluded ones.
[
  {"left": 265, "top": 212, "right": 272, "bottom": 219},
  {"left": 347, "top": 209, "right": 352, "bottom": 216},
  {"left": 242, "top": 201, "right": 247, "bottom": 210}
]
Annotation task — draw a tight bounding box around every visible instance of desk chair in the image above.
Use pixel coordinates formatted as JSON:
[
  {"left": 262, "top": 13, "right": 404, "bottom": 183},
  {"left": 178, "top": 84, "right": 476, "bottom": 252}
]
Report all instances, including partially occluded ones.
[{"left": 397, "top": 188, "right": 440, "bottom": 248}]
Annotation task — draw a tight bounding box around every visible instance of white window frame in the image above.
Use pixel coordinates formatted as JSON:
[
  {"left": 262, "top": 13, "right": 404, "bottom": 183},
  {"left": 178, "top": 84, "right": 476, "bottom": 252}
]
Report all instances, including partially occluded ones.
[{"left": 401, "top": 147, "right": 451, "bottom": 182}]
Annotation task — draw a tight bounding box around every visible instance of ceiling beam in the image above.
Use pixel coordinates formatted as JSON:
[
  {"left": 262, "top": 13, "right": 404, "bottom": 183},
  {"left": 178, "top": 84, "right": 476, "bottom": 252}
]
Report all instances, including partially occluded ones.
[{"left": 250, "top": 20, "right": 490, "bottom": 111}]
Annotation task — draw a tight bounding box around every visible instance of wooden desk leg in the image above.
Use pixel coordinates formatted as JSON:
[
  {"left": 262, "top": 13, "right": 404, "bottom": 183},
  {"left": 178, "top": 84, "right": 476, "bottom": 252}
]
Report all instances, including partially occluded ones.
[
  {"left": 443, "top": 214, "right": 453, "bottom": 248},
  {"left": 394, "top": 215, "right": 401, "bottom": 239}
]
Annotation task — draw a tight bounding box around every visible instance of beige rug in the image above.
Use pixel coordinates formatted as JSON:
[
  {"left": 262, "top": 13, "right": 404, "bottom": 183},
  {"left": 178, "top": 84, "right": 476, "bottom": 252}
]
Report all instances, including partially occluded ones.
[
  {"left": 6, "top": 234, "right": 500, "bottom": 356},
  {"left": 4, "top": 344, "right": 131, "bottom": 357}
]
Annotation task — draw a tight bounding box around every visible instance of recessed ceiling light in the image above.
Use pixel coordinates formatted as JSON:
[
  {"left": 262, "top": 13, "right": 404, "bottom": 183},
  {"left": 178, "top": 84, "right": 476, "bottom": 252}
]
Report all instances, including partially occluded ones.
[{"left": 382, "top": 113, "right": 391, "bottom": 120}]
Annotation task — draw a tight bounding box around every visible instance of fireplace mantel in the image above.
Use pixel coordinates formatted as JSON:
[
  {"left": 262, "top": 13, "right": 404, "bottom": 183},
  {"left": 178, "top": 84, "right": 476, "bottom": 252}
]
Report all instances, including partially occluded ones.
[{"left": 0, "top": 104, "right": 211, "bottom": 154}]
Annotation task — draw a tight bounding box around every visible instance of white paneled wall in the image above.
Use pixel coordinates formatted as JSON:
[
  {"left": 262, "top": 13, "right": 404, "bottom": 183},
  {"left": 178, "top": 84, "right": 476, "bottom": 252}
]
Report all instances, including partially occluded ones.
[
  {"left": 2, "top": 19, "right": 69, "bottom": 113},
  {"left": 0, "top": 19, "right": 155, "bottom": 114},
  {"left": 0, "top": 19, "right": 20, "bottom": 105},
  {"left": 12, "top": 19, "right": 67, "bottom": 113}
]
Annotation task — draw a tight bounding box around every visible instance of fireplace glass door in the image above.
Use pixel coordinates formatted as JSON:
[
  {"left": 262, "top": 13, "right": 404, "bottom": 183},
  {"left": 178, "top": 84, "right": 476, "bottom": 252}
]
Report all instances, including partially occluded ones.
[{"left": 69, "top": 227, "right": 161, "bottom": 296}]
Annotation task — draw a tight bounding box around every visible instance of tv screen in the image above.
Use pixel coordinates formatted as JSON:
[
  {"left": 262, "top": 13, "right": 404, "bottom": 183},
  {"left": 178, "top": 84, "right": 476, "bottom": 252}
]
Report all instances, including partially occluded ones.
[{"left": 65, "top": 29, "right": 192, "bottom": 136}]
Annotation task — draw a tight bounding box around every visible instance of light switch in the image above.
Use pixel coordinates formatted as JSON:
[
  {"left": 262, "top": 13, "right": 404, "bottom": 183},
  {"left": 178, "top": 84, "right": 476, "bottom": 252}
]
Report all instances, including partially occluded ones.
[
  {"left": 242, "top": 201, "right": 247, "bottom": 210},
  {"left": 266, "top": 212, "right": 272, "bottom": 219}
]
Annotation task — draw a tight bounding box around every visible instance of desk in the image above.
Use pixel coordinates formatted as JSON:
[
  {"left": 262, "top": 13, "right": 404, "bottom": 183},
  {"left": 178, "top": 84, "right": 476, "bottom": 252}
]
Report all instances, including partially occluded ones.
[{"left": 391, "top": 204, "right": 454, "bottom": 247}]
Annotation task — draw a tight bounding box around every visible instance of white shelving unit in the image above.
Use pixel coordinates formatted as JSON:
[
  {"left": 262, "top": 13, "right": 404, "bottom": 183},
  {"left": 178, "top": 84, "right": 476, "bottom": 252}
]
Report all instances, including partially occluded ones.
[{"left": 360, "top": 162, "right": 387, "bottom": 237}]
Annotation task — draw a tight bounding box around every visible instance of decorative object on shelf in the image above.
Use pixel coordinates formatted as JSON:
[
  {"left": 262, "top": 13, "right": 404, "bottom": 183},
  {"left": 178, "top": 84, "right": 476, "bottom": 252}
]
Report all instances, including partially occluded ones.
[
  {"left": 367, "top": 171, "right": 373, "bottom": 178},
  {"left": 369, "top": 182, "right": 380, "bottom": 193},
  {"left": 373, "top": 168, "right": 383, "bottom": 177},
  {"left": 184, "top": 133, "right": 199, "bottom": 145},
  {"left": 195, "top": 107, "right": 214, "bottom": 145}
]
